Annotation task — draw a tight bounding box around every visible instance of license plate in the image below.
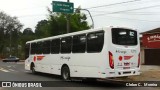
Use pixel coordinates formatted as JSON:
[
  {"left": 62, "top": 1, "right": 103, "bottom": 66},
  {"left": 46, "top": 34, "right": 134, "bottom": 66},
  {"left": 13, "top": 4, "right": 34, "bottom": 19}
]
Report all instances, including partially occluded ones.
[{"left": 123, "top": 67, "right": 130, "bottom": 69}]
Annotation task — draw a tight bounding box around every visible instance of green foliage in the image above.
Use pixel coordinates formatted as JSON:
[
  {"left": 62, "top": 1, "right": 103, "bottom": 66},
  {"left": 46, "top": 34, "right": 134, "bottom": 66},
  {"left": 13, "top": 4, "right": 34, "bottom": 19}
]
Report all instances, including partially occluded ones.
[
  {"left": 18, "top": 28, "right": 35, "bottom": 59},
  {"left": 34, "top": 8, "right": 90, "bottom": 38},
  {"left": 70, "top": 13, "right": 90, "bottom": 32},
  {"left": 21, "top": 28, "right": 35, "bottom": 46},
  {"left": 0, "top": 8, "right": 91, "bottom": 59},
  {"left": 35, "top": 20, "right": 51, "bottom": 38},
  {"left": 0, "top": 11, "right": 23, "bottom": 58}
]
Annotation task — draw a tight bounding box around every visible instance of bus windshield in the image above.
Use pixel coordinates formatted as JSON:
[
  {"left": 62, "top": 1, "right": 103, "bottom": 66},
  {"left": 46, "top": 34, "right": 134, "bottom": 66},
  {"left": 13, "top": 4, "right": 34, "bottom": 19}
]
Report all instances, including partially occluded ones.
[{"left": 112, "top": 28, "right": 138, "bottom": 45}]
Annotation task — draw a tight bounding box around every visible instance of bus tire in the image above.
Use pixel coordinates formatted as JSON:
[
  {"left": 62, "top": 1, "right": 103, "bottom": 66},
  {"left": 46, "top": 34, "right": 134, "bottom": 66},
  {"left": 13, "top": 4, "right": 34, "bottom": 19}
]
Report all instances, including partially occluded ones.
[
  {"left": 61, "top": 66, "right": 70, "bottom": 81},
  {"left": 31, "top": 63, "right": 36, "bottom": 74}
]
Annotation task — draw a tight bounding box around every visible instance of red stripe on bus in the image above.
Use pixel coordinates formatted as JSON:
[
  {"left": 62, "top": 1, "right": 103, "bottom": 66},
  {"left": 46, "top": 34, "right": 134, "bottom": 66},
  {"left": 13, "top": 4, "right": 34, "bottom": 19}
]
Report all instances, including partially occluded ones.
[
  {"left": 124, "top": 56, "right": 133, "bottom": 60},
  {"left": 37, "top": 56, "right": 45, "bottom": 61}
]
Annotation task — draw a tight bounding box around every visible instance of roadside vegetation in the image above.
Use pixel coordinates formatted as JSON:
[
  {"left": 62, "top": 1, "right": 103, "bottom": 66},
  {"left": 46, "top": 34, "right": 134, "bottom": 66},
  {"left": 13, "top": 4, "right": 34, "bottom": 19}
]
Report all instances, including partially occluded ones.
[{"left": 0, "top": 8, "right": 90, "bottom": 59}]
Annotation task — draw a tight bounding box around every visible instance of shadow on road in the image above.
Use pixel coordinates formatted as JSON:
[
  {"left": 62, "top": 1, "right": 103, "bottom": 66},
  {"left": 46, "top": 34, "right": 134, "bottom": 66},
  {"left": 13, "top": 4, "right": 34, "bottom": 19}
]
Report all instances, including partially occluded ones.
[{"left": 26, "top": 72, "right": 126, "bottom": 88}]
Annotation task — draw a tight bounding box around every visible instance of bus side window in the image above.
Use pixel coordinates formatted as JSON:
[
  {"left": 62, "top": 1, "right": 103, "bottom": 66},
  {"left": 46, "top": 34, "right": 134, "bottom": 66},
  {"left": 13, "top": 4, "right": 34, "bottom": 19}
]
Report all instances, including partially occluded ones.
[
  {"left": 51, "top": 39, "right": 60, "bottom": 54},
  {"left": 61, "top": 37, "right": 72, "bottom": 53},
  {"left": 36, "top": 42, "right": 43, "bottom": 54},
  {"left": 25, "top": 43, "right": 30, "bottom": 59},
  {"left": 73, "top": 34, "right": 86, "bottom": 53},
  {"left": 43, "top": 40, "right": 51, "bottom": 54},
  {"left": 31, "top": 43, "right": 37, "bottom": 54},
  {"left": 87, "top": 31, "right": 104, "bottom": 53}
]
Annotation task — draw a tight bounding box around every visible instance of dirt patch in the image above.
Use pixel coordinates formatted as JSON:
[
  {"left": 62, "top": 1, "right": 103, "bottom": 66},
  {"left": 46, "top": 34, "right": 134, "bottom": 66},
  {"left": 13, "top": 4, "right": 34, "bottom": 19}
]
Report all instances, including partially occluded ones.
[
  {"left": 129, "top": 71, "right": 160, "bottom": 81},
  {"left": 118, "top": 71, "right": 160, "bottom": 81}
]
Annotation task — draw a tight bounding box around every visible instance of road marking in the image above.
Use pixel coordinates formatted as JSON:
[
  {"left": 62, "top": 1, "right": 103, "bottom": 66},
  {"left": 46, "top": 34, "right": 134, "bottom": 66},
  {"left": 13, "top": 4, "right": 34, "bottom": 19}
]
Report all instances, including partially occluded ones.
[
  {"left": 8, "top": 69, "right": 15, "bottom": 71},
  {"left": 0, "top": 68, "right": 9, "bottom": 72},
  {"left": 7, "top": 66, "right": 11, "bottom": 68}
]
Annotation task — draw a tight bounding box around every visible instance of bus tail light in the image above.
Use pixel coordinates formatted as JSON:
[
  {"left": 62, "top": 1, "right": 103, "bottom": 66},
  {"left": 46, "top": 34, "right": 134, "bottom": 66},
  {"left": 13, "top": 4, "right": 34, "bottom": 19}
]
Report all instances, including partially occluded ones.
[
  {"left": 109, "top": 51, "right": 114, "bottom": 69},
  {"left": 138, "top": 53, "right": 140, "bottom": 67}
]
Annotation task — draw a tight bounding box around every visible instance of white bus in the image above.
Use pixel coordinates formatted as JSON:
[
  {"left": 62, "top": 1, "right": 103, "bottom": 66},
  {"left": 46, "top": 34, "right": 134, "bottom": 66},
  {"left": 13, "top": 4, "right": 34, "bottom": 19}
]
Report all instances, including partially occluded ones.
[{"left": 25, "top": 26, "right": 140, "bottom": 80}]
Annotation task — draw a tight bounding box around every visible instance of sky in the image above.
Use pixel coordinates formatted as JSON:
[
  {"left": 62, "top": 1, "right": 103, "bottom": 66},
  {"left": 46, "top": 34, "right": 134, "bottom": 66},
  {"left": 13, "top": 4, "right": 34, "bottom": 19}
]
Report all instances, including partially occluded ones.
[{"left": 0, "top": 0, "right": 160, "bottom": 32}]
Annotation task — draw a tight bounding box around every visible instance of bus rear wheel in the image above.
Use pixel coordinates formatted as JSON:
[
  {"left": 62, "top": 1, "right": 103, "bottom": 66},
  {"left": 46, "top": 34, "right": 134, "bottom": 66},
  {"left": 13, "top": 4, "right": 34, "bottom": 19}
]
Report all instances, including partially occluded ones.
[
  {"left": 31, "top": 64, "right": 36, "bottom": 74},
  {"left": 61, "top": 66, "right": 70, "bottom": 81}
]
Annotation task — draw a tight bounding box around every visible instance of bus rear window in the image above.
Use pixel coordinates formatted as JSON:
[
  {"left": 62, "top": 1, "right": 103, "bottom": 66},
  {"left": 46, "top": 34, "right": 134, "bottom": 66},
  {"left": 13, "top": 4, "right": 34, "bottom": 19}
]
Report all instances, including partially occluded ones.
[{"left": 112, "top": 28, "right": 137, "bottom": 45}]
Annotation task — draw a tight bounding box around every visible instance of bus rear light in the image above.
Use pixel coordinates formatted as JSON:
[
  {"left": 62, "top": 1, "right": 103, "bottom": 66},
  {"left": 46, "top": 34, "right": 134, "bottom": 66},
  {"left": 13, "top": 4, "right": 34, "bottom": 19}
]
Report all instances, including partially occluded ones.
[
  {"left": 33, "top": 56, "right": 36, "bottom": 62},
  {"left": 109, "top": 51, "right": 114, "bottom": 69},
  {"left": 119, "top": 56, "right": 123, "bottom": 61},
  {"left": 138, "top": 53, "right": 140, "bottom": 67}
]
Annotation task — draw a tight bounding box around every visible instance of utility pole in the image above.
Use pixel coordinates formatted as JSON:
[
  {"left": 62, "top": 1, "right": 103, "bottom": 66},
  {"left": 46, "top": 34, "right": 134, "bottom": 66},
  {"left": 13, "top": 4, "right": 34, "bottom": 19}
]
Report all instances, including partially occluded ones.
[
  {"left": 9, "top": 30, "right": 11, "bottom": 57},
  {"left": 75, "top": 8, "right": 94, "bottom": 29},
  {"left": 67, "top": 0, "right": 70, "bottom": 33},
  {"left": 81, "top": 9, "right": 94, "bottom": 29}
]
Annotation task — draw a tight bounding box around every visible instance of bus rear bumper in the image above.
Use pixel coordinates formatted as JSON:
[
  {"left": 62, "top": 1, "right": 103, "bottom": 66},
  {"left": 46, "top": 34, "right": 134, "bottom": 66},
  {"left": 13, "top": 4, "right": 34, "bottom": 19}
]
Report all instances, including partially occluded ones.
[{"left": 104, "top": 68, "right": 140, "bottom": 78}]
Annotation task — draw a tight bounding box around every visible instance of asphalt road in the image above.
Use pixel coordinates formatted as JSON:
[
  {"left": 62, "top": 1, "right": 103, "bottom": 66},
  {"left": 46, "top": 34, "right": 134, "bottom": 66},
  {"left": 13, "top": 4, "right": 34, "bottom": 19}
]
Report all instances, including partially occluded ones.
[{"left": 0, "top": 61, "right": 159, "bottom": 90}]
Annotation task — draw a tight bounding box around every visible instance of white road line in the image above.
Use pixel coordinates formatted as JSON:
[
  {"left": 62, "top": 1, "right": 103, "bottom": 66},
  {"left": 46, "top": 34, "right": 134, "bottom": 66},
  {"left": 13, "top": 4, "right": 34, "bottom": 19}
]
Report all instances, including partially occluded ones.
[
  {"left": 8, "top": 69, "right": 15, "bottom": 71},
  {"left": 0, "top": 68, "right": 9, "bottom": 72},
  {"left": 7, "top": 66, "right": 11, "bottom": 68}
]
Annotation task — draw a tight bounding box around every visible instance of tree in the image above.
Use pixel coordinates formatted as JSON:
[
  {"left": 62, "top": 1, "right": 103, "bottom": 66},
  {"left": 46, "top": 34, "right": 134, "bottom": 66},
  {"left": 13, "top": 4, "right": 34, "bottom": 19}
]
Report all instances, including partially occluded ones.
[
  {"left": 23, "top": 28, "right": 34, "bottom": 35},
  {"left": 70, "top": 12, "right": 90, "bottom": 32},
  {"left": 18, "top": 28, "right": 35, "bottom": 59},
  {"left": 21, "top": 28, "right": 35, "bottom": 45},
  {"left": 0, "top": 11, "right": 23, "bottom": 58},
  {"left": 34, "top": 8, "right": 90, "bottom": 38},
  {"left": 35, "top": 20, "right": 51, "bottom": 38}
]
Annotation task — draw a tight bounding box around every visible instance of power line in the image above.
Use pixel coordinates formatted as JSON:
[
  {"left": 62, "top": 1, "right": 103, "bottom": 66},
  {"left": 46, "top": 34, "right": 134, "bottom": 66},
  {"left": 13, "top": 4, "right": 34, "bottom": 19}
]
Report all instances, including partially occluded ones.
[
  {"left": 124, "top": 11, "right": 160, "bottom": 13},
  {"left": 93, "top": 15, "right": 160, "bottom": 22},
  {"left": 115, "top": 13, "right": 160, "bottom": 15},
  {"left": 89, "top": 11, "right": 160, "bottom": 15},
  {"left": 86, "top": 0, "right": 160, "bottom": 10},
  {"left": 79, "top": 1, "right": 160, "bottom": 23},
  {"left": 91, "top": 4, "right": 160, "bottom": 17},
  {"left": 90, "top": 10, "right": 160, "bottom": 13},
  {"left": 16, "top": 5, "right": 160, "bottom": 21},
  {"left": 110, "top": 4, "right": 160, "bottom": 14},
  {"left": 86, "top": 0, "right": 141, "bottom": 9}
]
